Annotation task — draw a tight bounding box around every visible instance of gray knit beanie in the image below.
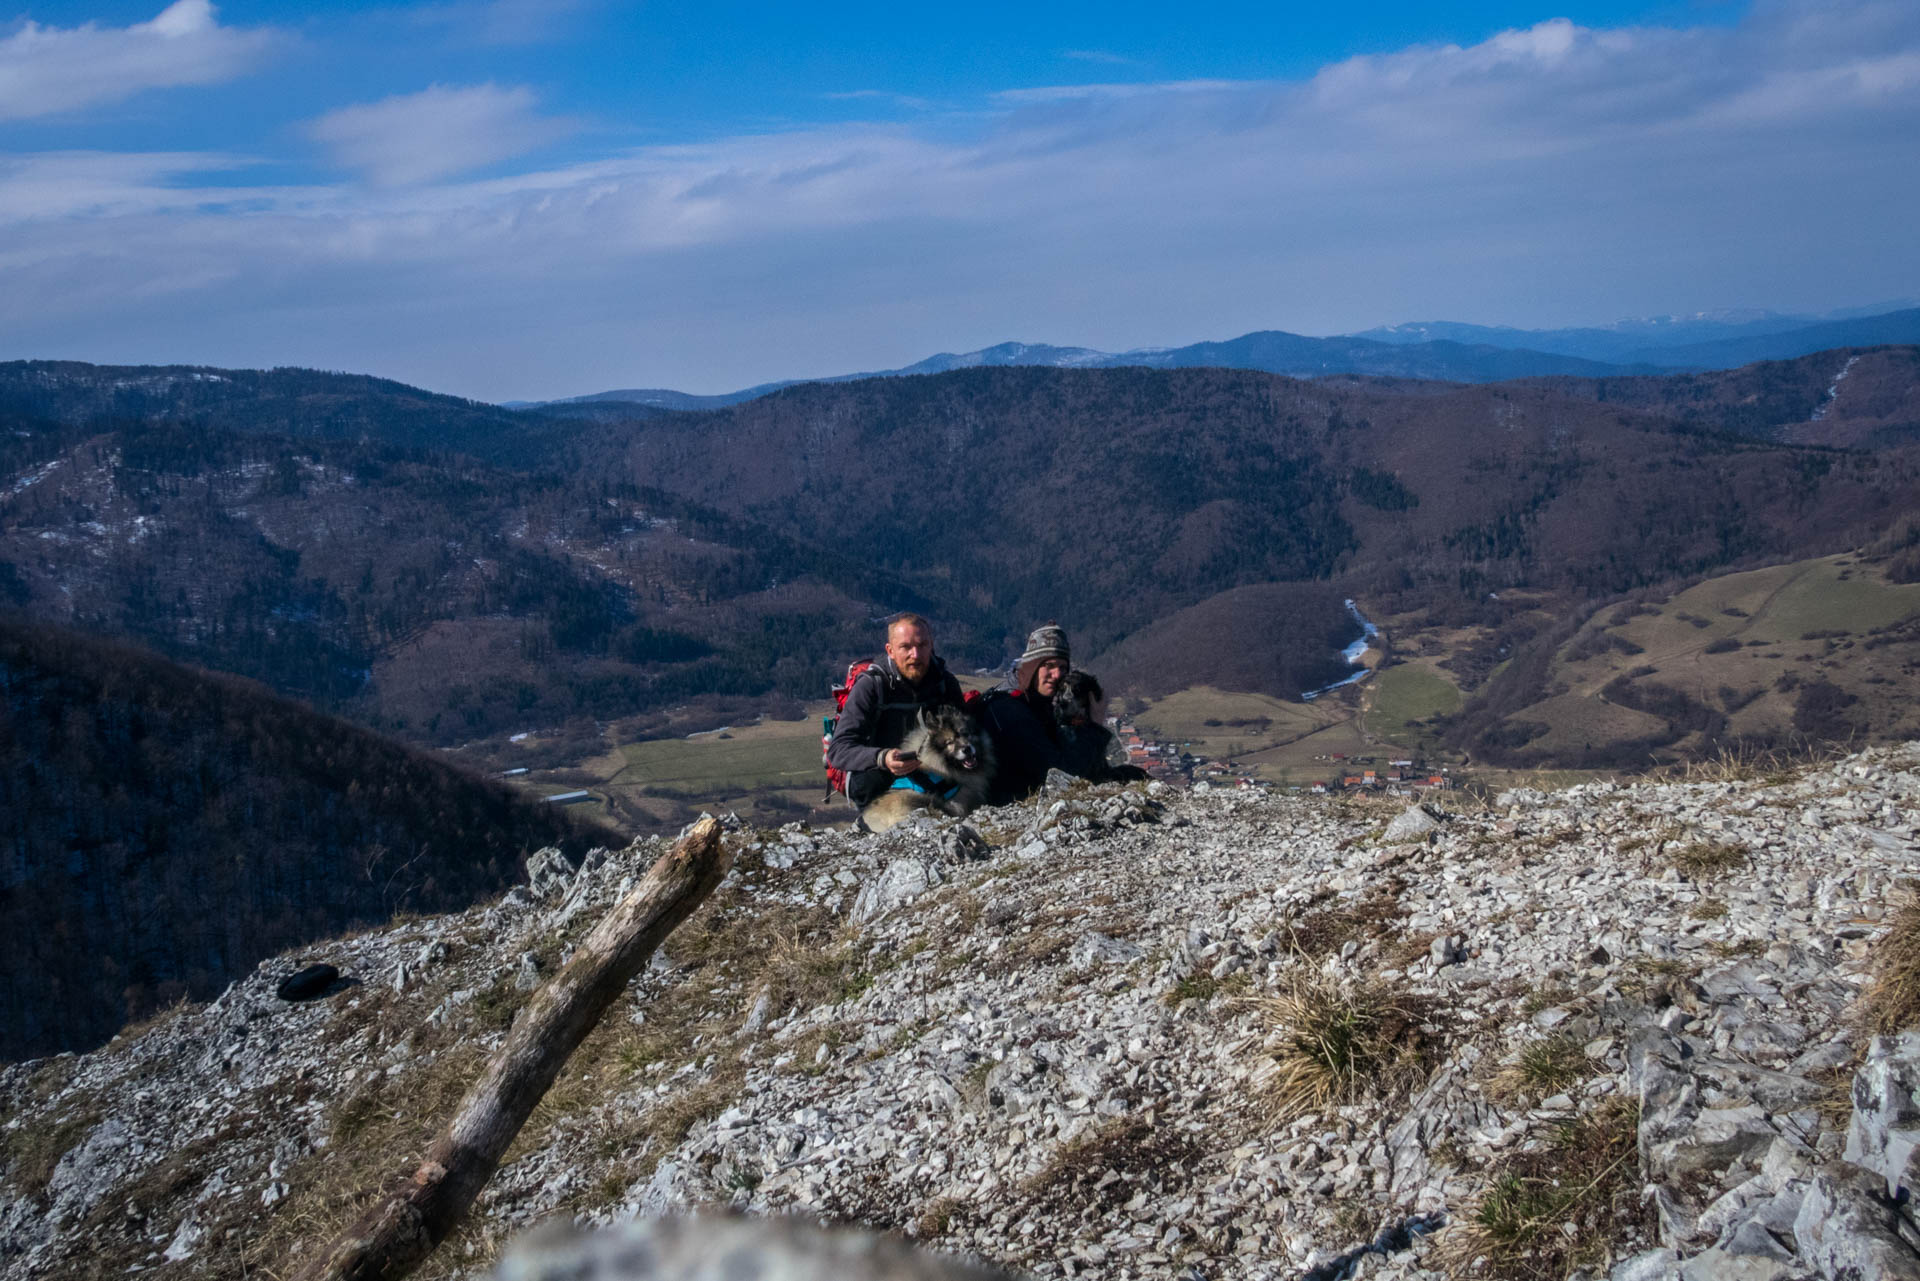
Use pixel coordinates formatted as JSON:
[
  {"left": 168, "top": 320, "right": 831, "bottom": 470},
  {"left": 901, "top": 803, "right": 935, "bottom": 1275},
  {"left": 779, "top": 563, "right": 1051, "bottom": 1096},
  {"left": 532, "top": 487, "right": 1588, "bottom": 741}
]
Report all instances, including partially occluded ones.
[
  {"left": 1015, "top": 622, "right": 1070, "bottom": 689},
  {"left": 1018, "top": 622, "right": 1070, "bottom": 667}
]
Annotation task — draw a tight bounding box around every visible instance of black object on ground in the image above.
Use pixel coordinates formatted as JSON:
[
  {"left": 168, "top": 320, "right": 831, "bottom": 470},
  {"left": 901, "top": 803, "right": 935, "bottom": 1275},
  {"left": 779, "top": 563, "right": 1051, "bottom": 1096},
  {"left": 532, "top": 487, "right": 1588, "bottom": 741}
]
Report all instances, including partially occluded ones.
[
  {"left": 277, "top": 964, "right": 341, "bottom": 1002},
  {"left": 1297, "top": 1212, "right": 1448, "bottom": 1281}
]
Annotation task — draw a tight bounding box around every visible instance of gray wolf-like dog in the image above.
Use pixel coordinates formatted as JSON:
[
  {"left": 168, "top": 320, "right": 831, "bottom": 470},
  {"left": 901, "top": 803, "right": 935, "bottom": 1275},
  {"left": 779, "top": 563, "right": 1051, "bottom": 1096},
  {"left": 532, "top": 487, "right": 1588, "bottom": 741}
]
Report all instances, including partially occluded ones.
[{"left": 859, "top": 704, "right": 995, "bottom": 833}]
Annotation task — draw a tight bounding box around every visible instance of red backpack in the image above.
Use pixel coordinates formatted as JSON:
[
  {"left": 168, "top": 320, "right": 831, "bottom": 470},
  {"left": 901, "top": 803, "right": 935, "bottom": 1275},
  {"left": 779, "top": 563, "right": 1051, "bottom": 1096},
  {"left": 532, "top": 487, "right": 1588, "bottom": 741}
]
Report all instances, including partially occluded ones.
[{"left": 821, "top": 660, "right": 877, "bottom": 797}]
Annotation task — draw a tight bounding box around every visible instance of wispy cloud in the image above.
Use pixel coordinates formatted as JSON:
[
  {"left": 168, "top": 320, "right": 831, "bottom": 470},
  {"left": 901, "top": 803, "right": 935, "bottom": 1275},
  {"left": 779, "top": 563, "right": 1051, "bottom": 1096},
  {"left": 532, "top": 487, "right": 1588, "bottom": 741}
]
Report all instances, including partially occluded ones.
[
  {"left": 2, "top": 1, "right": 1917, "bottom": 398},
  {"left": 0, "top": 0, "right": 276, "bottom": 122},
  {"left": 306, "top": 83, "right": 577, "bottom": 186},
  {"left": 992, "top": 79, "right": 1248, "bottom": 105},
  {"left": 1062, "top": 49, "right": 1137, "bottom": 66},
  {"left": 823, "top": 89, "right": 936, "bottom": 111},
  {"left": 406, "top": 0, "right": 591, "bottom": 47},
  {"left": 0, "top": 150, "right": 264, "bottom": 222}
]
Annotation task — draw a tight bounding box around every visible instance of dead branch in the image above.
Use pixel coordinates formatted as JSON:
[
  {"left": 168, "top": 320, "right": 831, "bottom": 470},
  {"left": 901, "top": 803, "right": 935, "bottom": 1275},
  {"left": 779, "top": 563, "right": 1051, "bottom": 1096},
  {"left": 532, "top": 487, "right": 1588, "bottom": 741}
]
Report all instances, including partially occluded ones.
[{"left": 293, "top": 816, "right": 732, "bottom": 1281}]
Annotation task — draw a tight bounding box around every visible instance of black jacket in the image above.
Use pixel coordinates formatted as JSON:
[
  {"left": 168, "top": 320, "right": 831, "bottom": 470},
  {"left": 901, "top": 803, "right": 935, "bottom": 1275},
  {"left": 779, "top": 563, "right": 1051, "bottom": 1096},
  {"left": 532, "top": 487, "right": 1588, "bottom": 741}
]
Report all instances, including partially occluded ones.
[
  {"left": 975, "top": 680, "right": 1062, "bottom": 806},
  {"left": 978, "top": 679, "right": 1148, "bottom": 804},
  {"left": 826, "top": 654, "right": 965, "bottom": 777}
]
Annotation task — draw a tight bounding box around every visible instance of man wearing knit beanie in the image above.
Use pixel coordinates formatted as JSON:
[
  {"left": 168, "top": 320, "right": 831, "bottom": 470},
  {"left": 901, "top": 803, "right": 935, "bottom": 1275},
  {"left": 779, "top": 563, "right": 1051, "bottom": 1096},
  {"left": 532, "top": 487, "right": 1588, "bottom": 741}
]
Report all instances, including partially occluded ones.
[
  {"left": 1013, "top": 622, "right": 1071, "bottom": 699},
  {"left": 977, "top": 621, "right": 1074, "bottom": 804}
]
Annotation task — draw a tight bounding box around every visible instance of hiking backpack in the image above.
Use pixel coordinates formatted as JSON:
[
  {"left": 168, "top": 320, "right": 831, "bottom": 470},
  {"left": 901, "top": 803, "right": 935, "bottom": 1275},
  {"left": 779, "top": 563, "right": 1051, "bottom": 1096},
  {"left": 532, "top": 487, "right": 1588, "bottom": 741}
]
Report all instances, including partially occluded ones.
[{"left": 821, "top": 660, "right": 877, "bottom": 797}]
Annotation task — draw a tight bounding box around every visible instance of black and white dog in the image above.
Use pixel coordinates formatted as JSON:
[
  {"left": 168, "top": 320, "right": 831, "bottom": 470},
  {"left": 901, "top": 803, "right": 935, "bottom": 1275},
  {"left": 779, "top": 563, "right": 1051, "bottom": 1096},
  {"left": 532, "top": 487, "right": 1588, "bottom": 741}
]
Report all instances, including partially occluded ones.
[
  {"left": 1054, "top": 670, "right": 1146, "bottom": 782},
  {"left": 858, "top": 704, "right": 996, "bottom": 833}
]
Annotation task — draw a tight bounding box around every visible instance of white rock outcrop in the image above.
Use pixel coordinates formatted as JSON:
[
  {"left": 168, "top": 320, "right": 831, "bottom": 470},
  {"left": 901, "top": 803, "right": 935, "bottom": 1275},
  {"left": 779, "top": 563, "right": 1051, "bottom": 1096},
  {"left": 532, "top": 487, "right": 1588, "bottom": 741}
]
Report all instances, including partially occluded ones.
[{"left": 6, "top": 745, "right": 1920, "bottom": 1280}]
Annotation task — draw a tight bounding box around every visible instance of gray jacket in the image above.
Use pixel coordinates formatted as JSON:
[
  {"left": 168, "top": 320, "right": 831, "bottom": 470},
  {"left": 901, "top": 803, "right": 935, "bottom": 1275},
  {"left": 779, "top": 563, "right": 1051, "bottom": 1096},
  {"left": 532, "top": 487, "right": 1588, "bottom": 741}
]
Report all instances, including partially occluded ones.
[{"left": 826, "top": 655, "right": 965, "bottom": 774}]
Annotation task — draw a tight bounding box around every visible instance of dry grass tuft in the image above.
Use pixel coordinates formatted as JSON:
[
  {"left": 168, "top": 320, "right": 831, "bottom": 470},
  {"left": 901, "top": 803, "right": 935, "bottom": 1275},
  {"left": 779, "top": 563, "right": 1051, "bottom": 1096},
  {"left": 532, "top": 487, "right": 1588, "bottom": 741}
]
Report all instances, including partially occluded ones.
[
  {"left": 984, "top": 928, "right": 1073, "bottom": 975},
  {"left": 1489, "top": 1035, "right": 1588, "bottom": 1105},
  {"left": 1677, "top": 740, "right": 1839, "bottom": 786},
  {"left": 1669, "top": 840, "right": 1748, "bottom": 879},
  {"left": 1860, "top": 895, "right": 1920, "bottom": 1038},
  {"left": 1619, "top": 956, "right": 1695, "bottom": 1005},
  {"left": 1284, "top": 880, "right": 1409, "bottom": 960},
  {"left": 1616, "top": 822, "right": 1683, "bottom": 856},
  {"left": 1252, "top": 973, "right": 1440, "bottom": 1117},
  {"left": 913, "top": 1194, "right": 963, "bottom": 1238},
  {"left": 1686, "top": 898, "right": 1729, "bottom": 921},
  {"left": 109, "top": 994, "right": 198, "bottom": 1046},
  {"left": 1518, "top": 982, "right": 1584, "bottom": 1018},
  {"left": 1441, "top": 1097, "right": 1645, "bottom": 1279},
  {"left": 1161, "top": 971, "right": 1252, "bottom": 1009},
  {"left": 1677, "top": 745, "right": 1784, "bottom": 784},
  {"left": 252, "top": 1044, "right": 484, "bottom": 1276},
  {"left": 1, "top": 1098, "right": 104, "bottom": 1200},
  {"left": 1019, "top": 1116, "right": 1203, "bottom": 1220},
  {"left": 630, "top": 1068, "right": 748, "bottom": 1170}
]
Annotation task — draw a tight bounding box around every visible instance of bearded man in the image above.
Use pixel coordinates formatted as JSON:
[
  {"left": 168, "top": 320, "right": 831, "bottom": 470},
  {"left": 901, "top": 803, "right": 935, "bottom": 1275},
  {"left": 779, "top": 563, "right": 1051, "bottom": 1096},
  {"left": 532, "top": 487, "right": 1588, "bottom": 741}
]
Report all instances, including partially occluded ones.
[{"left": 825, "top": 613, "right": 966, "bottom": 808}]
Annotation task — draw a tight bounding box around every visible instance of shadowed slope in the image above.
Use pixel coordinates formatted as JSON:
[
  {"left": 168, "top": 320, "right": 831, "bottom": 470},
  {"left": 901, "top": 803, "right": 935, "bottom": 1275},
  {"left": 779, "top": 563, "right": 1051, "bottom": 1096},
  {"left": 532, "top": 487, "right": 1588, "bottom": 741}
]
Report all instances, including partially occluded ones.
[{"left": 0, "top": 617, "right": 620, "bottom": 1060}]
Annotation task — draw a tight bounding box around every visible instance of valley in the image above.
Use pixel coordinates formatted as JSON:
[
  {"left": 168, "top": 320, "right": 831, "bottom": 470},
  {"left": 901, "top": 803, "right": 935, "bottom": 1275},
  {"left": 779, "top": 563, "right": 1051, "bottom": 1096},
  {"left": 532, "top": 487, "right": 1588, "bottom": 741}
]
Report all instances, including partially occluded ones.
[{"left": 5, "top": 346, "right": 1920, "bottom": 1063}]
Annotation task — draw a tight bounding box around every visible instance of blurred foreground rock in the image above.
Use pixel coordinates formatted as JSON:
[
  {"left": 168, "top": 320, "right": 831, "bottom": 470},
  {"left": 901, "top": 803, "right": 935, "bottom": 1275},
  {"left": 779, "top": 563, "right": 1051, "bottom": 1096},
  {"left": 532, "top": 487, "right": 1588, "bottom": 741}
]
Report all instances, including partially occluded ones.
[{"left": 493, "top": 1215, "right": 1024, "bottom": 1281}]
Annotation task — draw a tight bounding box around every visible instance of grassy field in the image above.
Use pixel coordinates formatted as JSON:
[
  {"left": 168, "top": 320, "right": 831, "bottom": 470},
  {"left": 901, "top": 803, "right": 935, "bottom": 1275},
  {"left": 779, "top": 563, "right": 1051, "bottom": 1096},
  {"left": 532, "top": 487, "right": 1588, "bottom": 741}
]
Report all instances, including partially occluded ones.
[
  {"left": 1477, "top": 551, "right": 1920, "bottom": 762},
  {"left": 1742, "top": 560, "right": 1920, "bottom": 642},
  {"left": 1364, "top": 662, "right": 1461, "bottom": 753},
  {"left": 500, "top": 713, "right": 846, "bottom": 833},
  {"left": 607, "top": 717, "right": 822, "bottom": 790},
  {"left": 1124, "top": 686, "right": 1343, "bottom": 761},
  {"left": 1236, "top": 717, "right": 1374, "bottom": 785}
]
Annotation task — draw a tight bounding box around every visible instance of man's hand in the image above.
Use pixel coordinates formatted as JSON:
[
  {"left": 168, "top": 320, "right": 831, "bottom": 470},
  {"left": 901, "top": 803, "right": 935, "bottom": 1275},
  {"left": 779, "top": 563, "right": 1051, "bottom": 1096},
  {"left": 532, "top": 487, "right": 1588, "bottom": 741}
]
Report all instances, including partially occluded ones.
[{"left": 884, "top": 748, "right": 919, "bottom": 776}]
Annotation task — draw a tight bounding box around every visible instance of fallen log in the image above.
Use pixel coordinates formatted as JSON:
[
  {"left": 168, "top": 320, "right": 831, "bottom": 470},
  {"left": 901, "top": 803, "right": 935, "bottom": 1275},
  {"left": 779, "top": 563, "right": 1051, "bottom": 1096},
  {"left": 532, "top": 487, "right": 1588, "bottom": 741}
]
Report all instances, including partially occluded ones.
[{"left": 294, "top": 816, "right": 733, "bottom": 1281}]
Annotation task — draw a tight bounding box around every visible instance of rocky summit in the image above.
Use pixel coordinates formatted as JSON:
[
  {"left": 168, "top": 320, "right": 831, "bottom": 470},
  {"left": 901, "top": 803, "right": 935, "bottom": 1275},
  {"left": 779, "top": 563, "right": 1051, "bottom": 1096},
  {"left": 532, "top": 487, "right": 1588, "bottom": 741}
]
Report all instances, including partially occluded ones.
[{"left": 7, "top": 748, "right": 1920, "bottom": 1281}]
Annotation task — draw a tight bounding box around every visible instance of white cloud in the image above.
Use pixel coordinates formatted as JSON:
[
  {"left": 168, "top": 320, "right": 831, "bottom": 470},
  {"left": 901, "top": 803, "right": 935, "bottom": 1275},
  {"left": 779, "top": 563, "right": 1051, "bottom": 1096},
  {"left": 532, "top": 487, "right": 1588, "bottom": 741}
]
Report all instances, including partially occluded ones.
[
  {"left": 0, "top": 0, "right": 1916, "bottom": 398},
  {"left": 305, "top": 83, "right": 577, "bottom": 186},
  {"left": 0, "top": 0, "right": 275, "bottom": 122}
]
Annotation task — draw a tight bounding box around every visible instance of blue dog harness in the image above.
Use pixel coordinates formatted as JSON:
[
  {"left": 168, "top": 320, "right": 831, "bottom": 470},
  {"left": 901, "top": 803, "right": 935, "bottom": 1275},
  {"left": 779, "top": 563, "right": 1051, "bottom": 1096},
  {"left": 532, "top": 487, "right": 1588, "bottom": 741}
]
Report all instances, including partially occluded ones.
[{"left": 890, "top": 770, "right": 962, "bottom": 802}]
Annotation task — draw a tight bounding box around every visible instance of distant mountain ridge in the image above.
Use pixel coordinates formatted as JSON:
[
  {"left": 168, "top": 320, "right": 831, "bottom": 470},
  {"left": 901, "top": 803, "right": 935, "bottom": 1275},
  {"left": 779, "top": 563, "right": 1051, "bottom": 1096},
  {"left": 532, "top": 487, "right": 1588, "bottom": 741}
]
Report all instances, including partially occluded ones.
[
  {"left": 527, "top": 332, "right": 1660, "bottom": 411},
  {"left": 530, "top": 304, "right": 1920, "bottom": 412}
]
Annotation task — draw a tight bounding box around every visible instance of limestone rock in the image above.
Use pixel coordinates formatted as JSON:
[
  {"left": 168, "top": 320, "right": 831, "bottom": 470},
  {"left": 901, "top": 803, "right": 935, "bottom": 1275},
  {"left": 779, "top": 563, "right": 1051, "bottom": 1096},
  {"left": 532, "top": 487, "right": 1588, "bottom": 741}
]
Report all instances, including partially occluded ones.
[
  {"left": 1793, "top": 1162, "right": 1920, "bottom": 1279},
  {"left": 1069, "top": 932, "right": 1143, "bottom": 967},
  {"left": 524, "top": 847, "right": 576, "bottom": 899},
  {"left": 1611, "top": 1248, "right": 1680, "bottom": 1281},
  {"left": 939, "top": 824, "right": 991, "bottom": 863},
  {"left": 1384, "top": 805, "right": 1439, "bottom": 842},
  {"left": 1844, "top": 1029, "right": 1920, "bottom": 1201},
  {"left": 852, "top": 858, "right": 944, "bottom": 923}
]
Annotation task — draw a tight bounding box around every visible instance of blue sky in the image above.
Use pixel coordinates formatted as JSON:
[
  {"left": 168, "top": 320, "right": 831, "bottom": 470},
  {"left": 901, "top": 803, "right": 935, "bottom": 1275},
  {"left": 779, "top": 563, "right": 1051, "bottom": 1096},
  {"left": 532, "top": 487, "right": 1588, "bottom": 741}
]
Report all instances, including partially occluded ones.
[{"left": 2, "top": 0, "right": 1915, "bottom": 399}]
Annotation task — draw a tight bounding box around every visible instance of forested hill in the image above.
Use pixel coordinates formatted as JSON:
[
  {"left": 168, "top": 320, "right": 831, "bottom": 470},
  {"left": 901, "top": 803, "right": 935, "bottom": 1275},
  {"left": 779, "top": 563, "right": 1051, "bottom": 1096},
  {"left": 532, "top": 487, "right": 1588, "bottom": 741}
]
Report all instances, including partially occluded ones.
[
  {"left": 0, "top": 617, "right": 620, "bottom": 1061},
  {"left": 0, "top": 412, "right": 945, "bottom": 749},
  {"left": 0, "top": 361, "right": 554, "bottom": 465},
  {"left": 5, "top": 355, "right": 1920, "bottom": 730},
  {"left": 1526, "top": 345, "right": 1920, "bottom": 450},
  {"left": 584, "top": 363, "right": 1920, "bottom": 652}
]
